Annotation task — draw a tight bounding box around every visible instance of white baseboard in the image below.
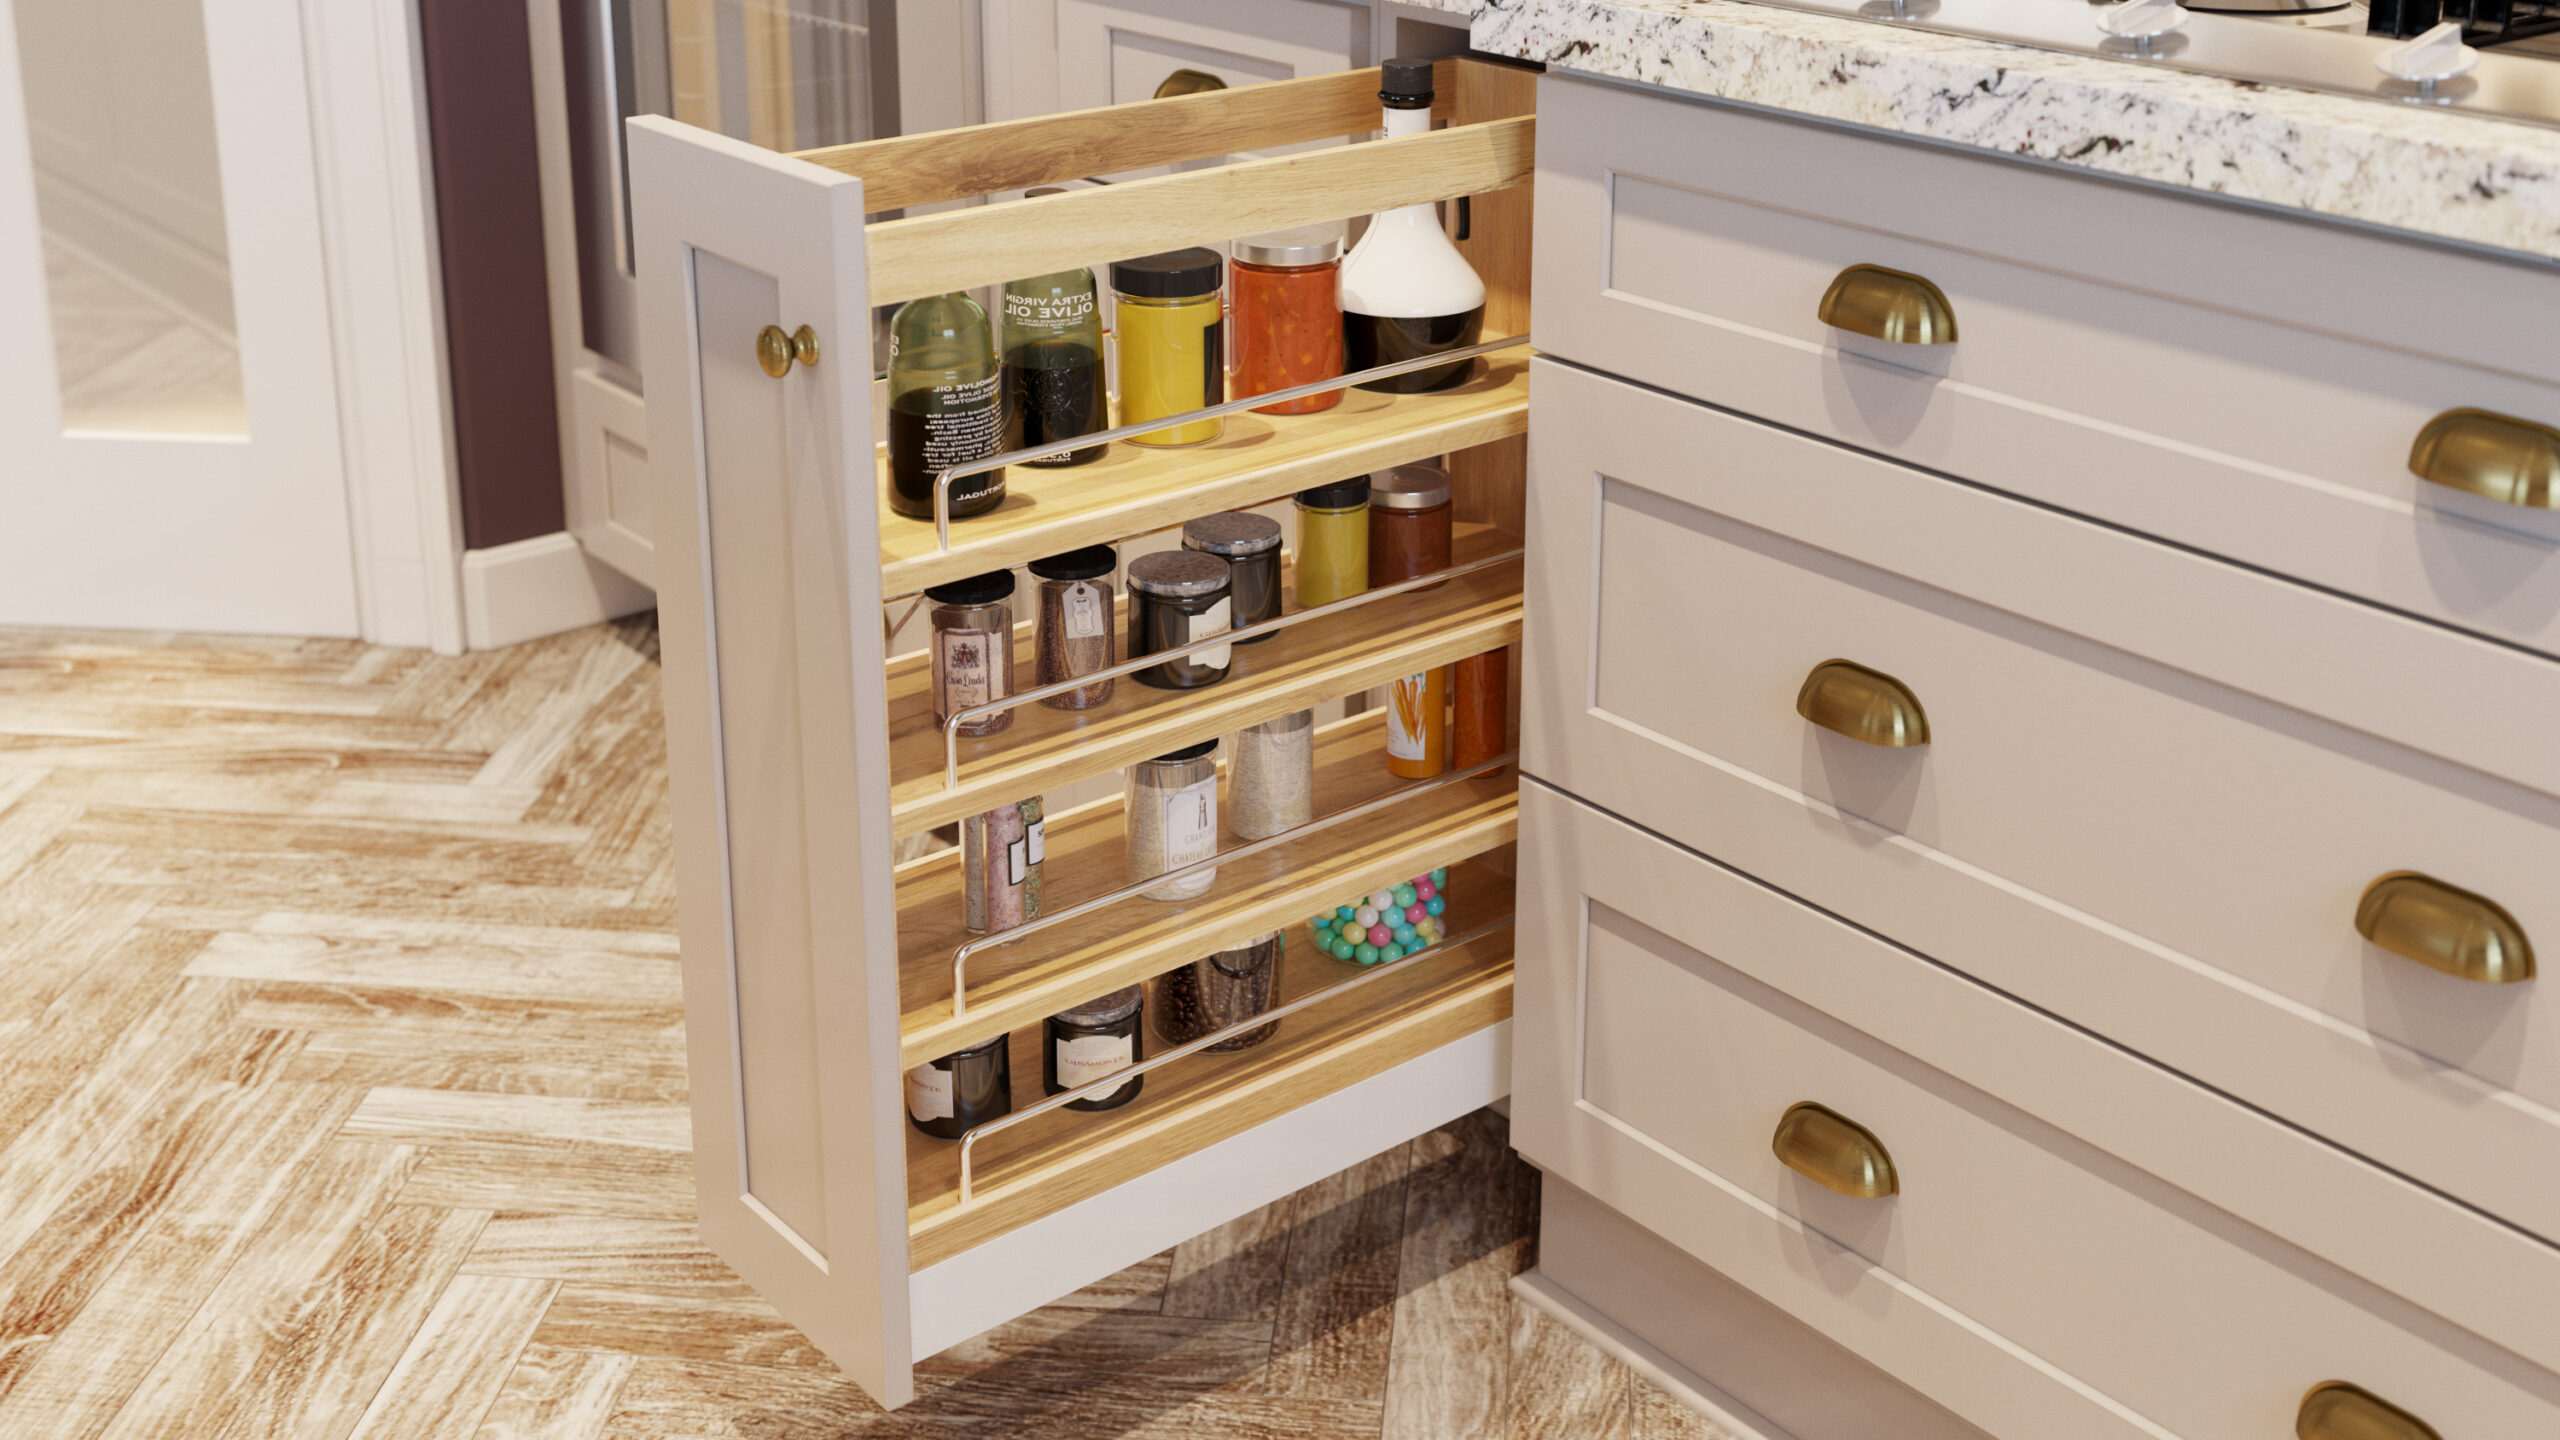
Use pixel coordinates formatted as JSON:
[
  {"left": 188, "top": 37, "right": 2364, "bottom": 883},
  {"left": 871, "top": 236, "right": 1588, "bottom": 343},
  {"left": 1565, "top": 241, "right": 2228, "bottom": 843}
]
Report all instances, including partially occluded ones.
[
  {"left": 1510, "top": 1270, "right": 1797, "bottom": 1440},
  {"left": 461, "top": 531, "right": 655, "bottom": 650}
]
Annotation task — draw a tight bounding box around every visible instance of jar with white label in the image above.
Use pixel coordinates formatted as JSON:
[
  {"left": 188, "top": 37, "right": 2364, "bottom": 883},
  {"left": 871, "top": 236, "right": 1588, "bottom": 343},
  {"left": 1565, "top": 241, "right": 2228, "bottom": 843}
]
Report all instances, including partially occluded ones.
[
  {"left": 1044, "top": 986, "right": 1143, "bottom": 1111},
  {"left": 1030, "top": 546, "right": 1115, "bottom": 710},
  {"left": 928, "top": 570, "right": 1016, "bottom": 736},
  {"left": 962, "top": 795, "right": 1043, "bottom": 934},
  {"left": 905, "top": 1033, "right": 1011, "bottom": 1140},
  {"left": 1126, "top": 550, "right": 1232, "bottom": 691},
  {"left": 1126, "top": 739, "right": 1219, "bottom": 901}
]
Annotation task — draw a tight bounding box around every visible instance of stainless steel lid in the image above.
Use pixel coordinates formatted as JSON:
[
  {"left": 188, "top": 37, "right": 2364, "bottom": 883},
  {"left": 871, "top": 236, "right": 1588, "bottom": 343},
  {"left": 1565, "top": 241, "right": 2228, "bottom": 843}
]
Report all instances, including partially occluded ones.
[
  {"left": 1126, "top": 549, "right": 1231, "bottom": 598},
  {"left": 1235, "top": 225, "right": 1344, "bottom": 268},
  {"left": 1182, "top": 511, "right": 1283, "bottom": 557},
  {"left": 1371, "top": 464, "right": 1453, "bottom": 511},
  {"left": 1054, "top": 985, "right": 1142, "bottom": 1026}
]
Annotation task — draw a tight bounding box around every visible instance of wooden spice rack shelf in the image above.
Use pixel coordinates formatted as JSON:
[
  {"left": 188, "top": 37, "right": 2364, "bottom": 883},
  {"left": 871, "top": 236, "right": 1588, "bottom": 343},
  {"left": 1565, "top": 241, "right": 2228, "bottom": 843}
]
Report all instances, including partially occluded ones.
[
  {"left": 893, "top": 707, "right": 1519, "bottom": 1068},
  {"left": 885, "top": 525, "right": 1523, "bottom": 838},
  {"left": 875, "top": 349, "right": 1531, "bottom": 598},
  {"left": 903, "top": 884, "right": 1515, "bottom": 1269},
  {"left": 638, "top": 53, "right": 1537, "bottom": 1392}
]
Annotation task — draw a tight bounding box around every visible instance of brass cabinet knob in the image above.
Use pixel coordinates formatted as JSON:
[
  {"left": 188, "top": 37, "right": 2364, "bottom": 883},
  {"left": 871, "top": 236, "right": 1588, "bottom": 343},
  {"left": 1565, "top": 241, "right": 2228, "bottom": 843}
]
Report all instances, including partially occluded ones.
[
  {"left": 1818, "top": 264, "right": 1959, "bottom": 345},
  {"left": 1796, "top": 660, "right": 1932, "bottom": 747},
  {"left": 1153, "top": 68, "right": 1227, "bottom": 99},
  {"left": 755, "top": 324, "right": 821, "bottom": 379},
  {"left": 2356, "top": 872, "right": 2535, "bottom": 984},
  {"left": 1772, "top": 1102, "right": 1900, "bottom": 1199},
  {"left": 2297, "top": 1382, "right": 2444, "bottom": 1440},
  {"left": 2408, "top": 408, "right": 2560, "bottom": 509}
]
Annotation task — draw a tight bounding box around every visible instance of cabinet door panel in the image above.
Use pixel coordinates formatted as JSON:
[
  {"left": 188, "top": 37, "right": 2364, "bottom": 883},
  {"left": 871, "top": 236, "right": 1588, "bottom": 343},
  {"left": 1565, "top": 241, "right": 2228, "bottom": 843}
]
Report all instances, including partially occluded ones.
[{"left": 631, "top": 116, "right": 911, "bottom": 1406}]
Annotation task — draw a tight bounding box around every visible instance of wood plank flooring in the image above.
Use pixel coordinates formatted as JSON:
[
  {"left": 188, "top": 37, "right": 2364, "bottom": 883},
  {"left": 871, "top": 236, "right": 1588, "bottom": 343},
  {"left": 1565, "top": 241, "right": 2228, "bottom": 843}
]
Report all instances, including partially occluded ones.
[{"left": 0, "top": 618, "right": 1726, "bottom": 1439}]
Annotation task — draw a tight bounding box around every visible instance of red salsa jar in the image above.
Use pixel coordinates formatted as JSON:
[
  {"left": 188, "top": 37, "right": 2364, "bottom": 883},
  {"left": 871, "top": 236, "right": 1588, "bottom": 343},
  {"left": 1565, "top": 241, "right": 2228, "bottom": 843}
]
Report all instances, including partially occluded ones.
[{"left": 1230, "top": 226, "right": 1344, "bottom": 416}]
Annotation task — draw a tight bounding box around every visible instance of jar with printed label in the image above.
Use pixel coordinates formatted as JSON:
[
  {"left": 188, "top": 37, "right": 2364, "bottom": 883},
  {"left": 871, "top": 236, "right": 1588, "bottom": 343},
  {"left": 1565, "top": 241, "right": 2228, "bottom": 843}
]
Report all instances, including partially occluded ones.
[
  {"left": 928, "top": 570, "right": 1016, "bottom": 737},
  {"left": 962, "top": 796, "right": 1043, "bottom": 934},
  {"left": 1181, "top": 512, "right": 1281, "bottom": 644},
  {"left": 1044, "top": 986, "right": 1143, "bottom": 1111},
  {"left": 905, "top": 1033, "right": 1011, "bottom": 1140},
  {"left": 1030, "top": 546, "right": 1115, "bottom": 709},
  {"left": 1369, "top": 466, "right": 1453, "bottom": 779},
  {"left": 1126, "top": 740, "right": 1219, "bottom": 901},
  {"left": 1149, "top": 931, "right": 1282, "bottom": 1051},
  {"left": 1126, "top": 550, "right": 1232, "bottom": 691}
]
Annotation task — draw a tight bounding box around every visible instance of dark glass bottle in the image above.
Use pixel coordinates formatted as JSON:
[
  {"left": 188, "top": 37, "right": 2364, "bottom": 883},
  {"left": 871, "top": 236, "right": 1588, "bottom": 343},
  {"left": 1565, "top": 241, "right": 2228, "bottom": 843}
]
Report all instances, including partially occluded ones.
[
  {"left": 1000, "top": 221, "right": 1107, "bottom": 468},
  {"left": 888, "top": 293, "right": 1005, "bottom": 521}
]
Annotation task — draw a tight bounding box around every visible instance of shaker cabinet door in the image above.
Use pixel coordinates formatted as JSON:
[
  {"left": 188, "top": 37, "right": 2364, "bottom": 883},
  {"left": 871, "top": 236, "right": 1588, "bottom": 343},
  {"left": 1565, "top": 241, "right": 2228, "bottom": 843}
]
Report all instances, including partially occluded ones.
[{"left": 629, "top": 117, "right": 915, "bottom": 1405}]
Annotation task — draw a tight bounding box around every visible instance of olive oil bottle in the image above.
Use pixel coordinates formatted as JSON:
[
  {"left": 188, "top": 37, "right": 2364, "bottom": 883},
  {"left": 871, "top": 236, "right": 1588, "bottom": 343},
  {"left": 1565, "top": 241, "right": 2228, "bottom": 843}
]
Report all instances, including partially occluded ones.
[{"left": 888, "top": 292, "right": 1006, "bottom": 520}]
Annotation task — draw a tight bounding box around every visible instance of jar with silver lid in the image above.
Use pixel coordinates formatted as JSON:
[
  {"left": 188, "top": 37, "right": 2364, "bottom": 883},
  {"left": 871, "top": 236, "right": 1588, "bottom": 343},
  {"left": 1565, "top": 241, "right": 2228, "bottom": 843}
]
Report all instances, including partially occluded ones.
[
  {"left": 905, "top": 1033, "right": 1010, "bottom": 1140},
  {"left": 1126, "top": 739, "right": 1219, "bottom": 901},
  {"left": 1149, "top": 931, "right": 1282, "bottom": 1051},
  {"left": 1182, "top": 512, "right": 1282, "bottom": 644},
  {"left": 927, "top": 570, "right": 1017, "bottom": 736},
  {"left": 1044, "top": 986, "right": 1143, "bottom": 1111},
  {"left": 1126, "top": 550, "right": 1232, "bottom": 690}
]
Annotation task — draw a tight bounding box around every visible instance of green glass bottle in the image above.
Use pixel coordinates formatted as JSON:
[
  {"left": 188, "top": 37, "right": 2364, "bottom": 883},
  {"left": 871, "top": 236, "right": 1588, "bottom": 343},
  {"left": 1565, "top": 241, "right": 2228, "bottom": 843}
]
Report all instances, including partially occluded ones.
[
  {"left": 888, "top": 292, "right": 1005, "bottom": 521},
  {"left": 1001, "top": 262, "right": 1107, "bottom": 468}
]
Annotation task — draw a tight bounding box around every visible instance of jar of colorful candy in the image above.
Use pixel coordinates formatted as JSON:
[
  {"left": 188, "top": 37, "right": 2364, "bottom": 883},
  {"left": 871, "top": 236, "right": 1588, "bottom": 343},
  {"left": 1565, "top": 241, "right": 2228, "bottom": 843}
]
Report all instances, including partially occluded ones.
[{"left": 1303, "top": 867, "right": 1450, "bottom": 966}]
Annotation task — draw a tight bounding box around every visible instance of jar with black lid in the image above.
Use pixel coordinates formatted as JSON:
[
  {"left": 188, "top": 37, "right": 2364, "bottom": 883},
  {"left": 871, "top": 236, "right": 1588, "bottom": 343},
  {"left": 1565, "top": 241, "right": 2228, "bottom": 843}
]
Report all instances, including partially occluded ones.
[
  {"left": 1044, "top": 986, "right": 1143, "bottom": 1111},
  {"left": 1293, "top": 476, "right": 1370, "bottom": 610},
  {"left": 905, "top": 1033, "right": 1011, "bottom": 1140},
  {"left": 928, "top": 570, "right": 1017, "bottom": 737},
  {"left": 1149, "top": 931, "right": 1283, "bottom": 1052},
  {"left": 1181, "top": 512, "right": 1282, "bottom": 644},
  {"left": 1030, "top": 545, "right": 1116, "bottom": 710},
  {"left": 1126, "top": 550, "right": 1232, "bottom": 690}
]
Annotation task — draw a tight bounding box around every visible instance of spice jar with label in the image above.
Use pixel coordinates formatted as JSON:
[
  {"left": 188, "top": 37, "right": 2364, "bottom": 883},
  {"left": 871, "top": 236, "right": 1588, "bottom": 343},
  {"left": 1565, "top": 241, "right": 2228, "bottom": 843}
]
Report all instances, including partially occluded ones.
[
  {"left": 963, "top": 796, "right": 1043, "bottom": 934},
  {"left": 1150, "top": 931, "right": 1283, "bottom": 1051},
  {"left": 1230, "top": 709, "right": 1314, "bottom": 840},
  {"left": 1293, "top": 477, "right": 1369, "bottom": 610},
  {"left": 1044, "top": 986, "right": 1143, "bottom": 1111},
  {"left": 1367, "top": 465, "right": 1453, "bottom": 590},
  {"left": 905, "top": 1033, "right": 1011, "bottom": 1140},
  {"left": 929, "top": 570, "right": 1017, "bottom": 737},
  {"left": 1181, "top": 512, "right": 1281, "bottom": 644},
  {"left": 1127, "top": 740, "right": 1219, "bottom": 901},
  {"left": 1113, "top": 249, "right": 1224, "bottom": 447},
  {"left": 1231, "top": 226, "right": 1344, "bottom": 415},
  {"left": 1127, "top": 550, "right": 1232, "bottom": 690},
  {"left": 1306, "top": 867, "right": 1451, "bottom": 966},
  {"left": 1030, "top": 546, "right": 1115, "bottom": 709}
]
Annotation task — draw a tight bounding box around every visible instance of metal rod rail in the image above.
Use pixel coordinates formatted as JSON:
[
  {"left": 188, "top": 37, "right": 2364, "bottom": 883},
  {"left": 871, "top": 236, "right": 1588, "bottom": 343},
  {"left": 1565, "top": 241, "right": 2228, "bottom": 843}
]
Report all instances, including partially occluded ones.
[
  {"left": 948, "top": 748, "right": 1519, "bottom": 1018},
  {"left": 952, "top": 912, "right": 1519, "bottom": 1205},
  {"left": 938, "top": 546, "right": 1525, "bottom": 790},
  {"left": 928, "top": 333, "right": 1532, "bottom": 549}
]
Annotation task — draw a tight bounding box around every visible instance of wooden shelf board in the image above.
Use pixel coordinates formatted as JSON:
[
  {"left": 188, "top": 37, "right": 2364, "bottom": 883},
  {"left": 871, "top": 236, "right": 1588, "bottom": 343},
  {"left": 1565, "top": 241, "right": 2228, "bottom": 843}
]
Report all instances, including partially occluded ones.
[
  {"left": 893, "top": 708, "right": 1516, "bottom": 1068},
  {"left": 876, "top": 349, "right": 1529, "bottom": 598},
  {"left": 903, "top": 895, "right": 1514, "bottom": 1270},
  {"left": 884, "top": 527, "right": 1522, "bottom": 838}
]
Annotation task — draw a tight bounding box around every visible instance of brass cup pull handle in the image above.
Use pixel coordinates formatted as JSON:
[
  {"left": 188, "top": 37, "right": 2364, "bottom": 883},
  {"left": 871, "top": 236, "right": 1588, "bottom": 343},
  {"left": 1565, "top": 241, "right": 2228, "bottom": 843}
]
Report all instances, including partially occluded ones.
[
  {"left": 2356, "top": 871, "right": 2535, "bottom": 984},
  {"left": 2408, "top": 407, "right": 2560, "bottom": 509},
  {"left": 2297, "top": 1381, "right": 2444, "bottom": 1440},
  {"left": 1772, "top": 1102, "right": 1900, "bottom": 1199},
  {"left": 1154, "top": 68, "right": 1228, "bottom": 99},
  {"left": 755, "top": 324, "right": 822, "bottom": 379},
  {"left": 1818, "top": 264, "right": 1959, "bottom": 345},
  {"left": 1796, "top": 659, "right": 1932, "bottom": 747}
]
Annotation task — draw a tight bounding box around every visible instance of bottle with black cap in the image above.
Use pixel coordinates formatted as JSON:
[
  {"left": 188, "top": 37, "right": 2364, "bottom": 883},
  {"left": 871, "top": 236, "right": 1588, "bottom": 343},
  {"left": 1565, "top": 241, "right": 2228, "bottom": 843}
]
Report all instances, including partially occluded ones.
[
  {"left": 1338, "top": 59, "right": 1486, "bottom": 393},
  {"left": 1001, "top": 188, "right": 1106, "bottom": 467}
]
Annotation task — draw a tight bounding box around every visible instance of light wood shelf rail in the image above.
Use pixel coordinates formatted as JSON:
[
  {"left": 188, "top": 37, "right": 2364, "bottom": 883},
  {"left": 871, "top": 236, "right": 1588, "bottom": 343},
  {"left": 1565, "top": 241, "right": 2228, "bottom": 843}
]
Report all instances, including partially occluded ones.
[
  {"left": 885, "top": 526, "right": 1522, "bottom": 837},
  {"left": 894, "top": 708, "right": 1517, "bottom": 1068},
  {"left": 904, "top": 896, "right": 1515, "bottom": 1268},
  {"left": 878, "top": 351, "right": 1530, "bottom": 597}
]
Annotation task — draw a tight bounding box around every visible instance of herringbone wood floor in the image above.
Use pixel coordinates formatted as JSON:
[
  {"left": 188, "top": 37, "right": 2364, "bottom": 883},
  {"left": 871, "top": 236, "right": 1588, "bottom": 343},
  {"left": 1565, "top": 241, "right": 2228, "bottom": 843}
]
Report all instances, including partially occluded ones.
[{"left": 0, "top": 618, "right": 1724, "bottom": 1440}]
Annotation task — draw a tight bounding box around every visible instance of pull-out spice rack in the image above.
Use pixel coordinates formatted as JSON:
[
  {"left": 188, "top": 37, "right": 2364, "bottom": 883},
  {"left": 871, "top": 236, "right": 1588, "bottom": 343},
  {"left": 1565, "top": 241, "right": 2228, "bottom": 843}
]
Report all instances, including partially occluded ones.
[{"left": 630, "top": 58, "right": 1534, "bottom": 1408}]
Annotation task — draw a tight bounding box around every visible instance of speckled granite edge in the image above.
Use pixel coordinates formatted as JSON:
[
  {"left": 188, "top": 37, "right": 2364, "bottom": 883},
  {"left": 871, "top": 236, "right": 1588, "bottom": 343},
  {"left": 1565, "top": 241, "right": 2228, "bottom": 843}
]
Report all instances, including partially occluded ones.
[{"left": 1470, "top": 0, "right": 2560, "bottom": 262}]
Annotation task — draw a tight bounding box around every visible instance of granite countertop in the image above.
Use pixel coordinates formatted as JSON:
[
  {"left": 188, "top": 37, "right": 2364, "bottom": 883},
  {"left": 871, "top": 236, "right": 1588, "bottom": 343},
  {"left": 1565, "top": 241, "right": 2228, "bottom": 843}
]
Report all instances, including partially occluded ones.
[{"left": 1468, "top": 0, "right": 2560, "bottom": 262}]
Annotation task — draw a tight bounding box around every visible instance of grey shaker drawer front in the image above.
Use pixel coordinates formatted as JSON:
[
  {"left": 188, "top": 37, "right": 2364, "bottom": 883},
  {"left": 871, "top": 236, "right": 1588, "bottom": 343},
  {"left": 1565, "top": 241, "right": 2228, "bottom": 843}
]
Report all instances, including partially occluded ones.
[
  {"left": 1532, "top": 71, "right": 2560, "bottom": 662},
  {"left": 1518, "top": 356, "right": 2560, "bottom": 1252},
  {"left": 1512, "top": 782, "right": 2560, "bottom": 1440}
]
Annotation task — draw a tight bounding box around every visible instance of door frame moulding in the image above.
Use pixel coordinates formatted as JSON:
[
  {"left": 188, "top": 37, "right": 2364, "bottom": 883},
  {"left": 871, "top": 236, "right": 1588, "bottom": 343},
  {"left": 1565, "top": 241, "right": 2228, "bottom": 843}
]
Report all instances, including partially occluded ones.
[{"left": 300, "top": 0, "right": 469, "bottom": 653}]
